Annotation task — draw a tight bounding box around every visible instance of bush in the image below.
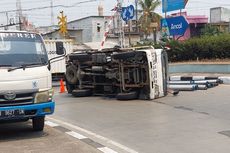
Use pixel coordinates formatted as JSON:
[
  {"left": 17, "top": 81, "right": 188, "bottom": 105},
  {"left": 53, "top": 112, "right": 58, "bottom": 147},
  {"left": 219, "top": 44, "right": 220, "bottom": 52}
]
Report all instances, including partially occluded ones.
[{"left": 166, "top": 34, "right": 230, "bottom": 62}]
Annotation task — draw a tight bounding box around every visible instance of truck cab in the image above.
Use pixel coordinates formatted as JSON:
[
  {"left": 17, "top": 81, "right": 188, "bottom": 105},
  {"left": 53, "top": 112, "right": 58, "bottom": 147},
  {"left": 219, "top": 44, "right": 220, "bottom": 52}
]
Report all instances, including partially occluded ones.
[{"left": 0, "top": 31, "right": 62, "bottom": 131}]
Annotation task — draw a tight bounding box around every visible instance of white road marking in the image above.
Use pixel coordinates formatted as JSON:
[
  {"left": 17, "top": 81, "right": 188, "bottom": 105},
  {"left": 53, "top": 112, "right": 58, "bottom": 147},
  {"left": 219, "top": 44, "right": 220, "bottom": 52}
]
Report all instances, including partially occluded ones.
[
  {"left": 66, "top": 131, "right": 87, "bottom": 139},
  {"left": 98, "top": 147, "right": 118, "bottom": 153},
  {"left": 47, "top": 117, "right": 139, "bottom": 153},
  {"left": 45, "top": 121, "right": 59, "bottom": 127}
]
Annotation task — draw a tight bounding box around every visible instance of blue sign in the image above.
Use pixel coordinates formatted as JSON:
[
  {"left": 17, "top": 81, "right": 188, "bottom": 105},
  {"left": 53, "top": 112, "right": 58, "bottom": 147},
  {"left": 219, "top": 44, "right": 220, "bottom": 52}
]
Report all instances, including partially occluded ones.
[
  {"left": 121, "top": 5, "right": 135, "bottom": 22},
  {"left": 161, "top": 16, "right": 189, "bottom": 36},
  {"left": 161, "top": 18, "right": 170, "bottom": 37},
  {"left": 162, "top": 0, "right": 185, "bottom": 13}
]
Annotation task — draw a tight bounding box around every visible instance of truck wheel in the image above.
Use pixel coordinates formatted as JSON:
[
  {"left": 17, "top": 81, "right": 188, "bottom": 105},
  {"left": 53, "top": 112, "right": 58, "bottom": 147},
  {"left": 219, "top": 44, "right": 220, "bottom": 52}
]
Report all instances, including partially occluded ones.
[
  {"left": 116, "top": 91, "right": 138, "bottom": 100},
  {"left": 32, "top": 116, "right": 45, "bottom": 131},
  {"left": 69, "top": 53, "right": 91, "bottom": 62},
  {"left": 72, "top": 89, "right": 92, "bottom": 97},
  {"left": 66, "top": 65, "right": 78, "bottom": 84},
  {"left": 66, "top": 82, "right": 75, "bottom": 94}
]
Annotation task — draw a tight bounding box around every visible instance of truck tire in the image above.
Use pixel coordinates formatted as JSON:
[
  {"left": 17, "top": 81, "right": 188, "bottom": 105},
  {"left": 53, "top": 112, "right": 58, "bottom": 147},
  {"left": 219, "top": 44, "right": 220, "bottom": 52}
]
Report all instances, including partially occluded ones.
[
  {"left": 69, "top": 53, "right": 91, "bottom": 62},
  {"left": 116, "top": 91, "right": 138, "bottom": 100},
  {"left": 66, "top": 81, "right": 76, "bottom": 94},
  {"left": 66, "top": 65, "right": 78, "bottom": 84},
  {"left": 32, "top": 116, "right": 45, "bottom": 131},
  {"left": 72, "top": 89, "right": 92, "bottom": 97}
]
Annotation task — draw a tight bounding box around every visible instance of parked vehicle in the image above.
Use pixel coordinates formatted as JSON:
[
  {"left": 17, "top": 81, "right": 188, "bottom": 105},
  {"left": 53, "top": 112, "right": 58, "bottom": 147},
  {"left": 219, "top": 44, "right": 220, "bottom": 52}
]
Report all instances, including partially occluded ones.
[
  {"left": 0, "top": 31, "right": 65, "bottom": 131},
  {"left": 44, "top": 39, "right": 73, "bottom": 79},
  {"left": 65, "top": 47, "right": 168, "bottom": 100}
]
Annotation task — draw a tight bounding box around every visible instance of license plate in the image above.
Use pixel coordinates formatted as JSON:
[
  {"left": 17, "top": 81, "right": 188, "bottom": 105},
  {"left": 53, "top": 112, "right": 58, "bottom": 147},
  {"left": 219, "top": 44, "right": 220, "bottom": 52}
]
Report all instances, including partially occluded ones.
[{"left": 0, "top": 110, "right": 25, "bottom": 118}]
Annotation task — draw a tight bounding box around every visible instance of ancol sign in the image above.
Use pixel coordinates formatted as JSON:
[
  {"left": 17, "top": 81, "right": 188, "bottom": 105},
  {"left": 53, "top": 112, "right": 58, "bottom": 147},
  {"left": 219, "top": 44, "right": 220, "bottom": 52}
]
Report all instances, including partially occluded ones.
[{"left": 161, "top": 16, "right": 189, "bottom": 36}]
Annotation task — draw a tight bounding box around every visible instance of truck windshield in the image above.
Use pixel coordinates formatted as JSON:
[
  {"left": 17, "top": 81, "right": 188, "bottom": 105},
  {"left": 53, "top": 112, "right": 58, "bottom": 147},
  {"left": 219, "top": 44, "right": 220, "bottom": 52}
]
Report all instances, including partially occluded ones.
[{"left": 0, "top": 32, "right": 48, "bottom": 67}]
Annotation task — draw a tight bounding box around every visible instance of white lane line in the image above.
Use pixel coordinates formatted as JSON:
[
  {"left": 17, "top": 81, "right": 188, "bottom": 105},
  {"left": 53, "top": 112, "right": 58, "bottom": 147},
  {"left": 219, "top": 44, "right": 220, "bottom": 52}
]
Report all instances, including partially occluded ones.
[
  {"left": 98, "top": 147, "right": 118, "bottom": 153},
  {"left": 66, "top": 131, "right": 87, "bottom": 139},
  {"left": 47, "top": 117, "right": 138, "bottom": 153},
  {"left": 45, "top": 121, "right": 59, "bottom": 127}
]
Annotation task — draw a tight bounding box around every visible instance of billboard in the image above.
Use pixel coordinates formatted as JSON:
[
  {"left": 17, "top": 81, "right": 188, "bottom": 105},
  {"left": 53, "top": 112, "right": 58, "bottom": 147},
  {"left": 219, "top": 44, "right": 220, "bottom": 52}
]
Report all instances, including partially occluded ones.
[
  {"left": 162, "top": 0, "right": 185, "bottom": 13},
  {"left": 161, "top": 16, "right": 189, "bottom": 36}
]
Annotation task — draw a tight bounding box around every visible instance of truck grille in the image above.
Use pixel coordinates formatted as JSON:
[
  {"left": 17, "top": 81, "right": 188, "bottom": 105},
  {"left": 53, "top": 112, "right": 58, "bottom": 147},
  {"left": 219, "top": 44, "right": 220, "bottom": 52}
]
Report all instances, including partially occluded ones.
[{"left": 0, "top": 89, "right": 38, "bottom": 107}]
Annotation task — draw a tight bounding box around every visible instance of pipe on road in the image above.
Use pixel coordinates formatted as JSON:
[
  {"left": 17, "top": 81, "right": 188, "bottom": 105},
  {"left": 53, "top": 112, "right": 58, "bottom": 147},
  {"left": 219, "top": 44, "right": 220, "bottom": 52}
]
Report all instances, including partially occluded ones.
[{"left": 168, "top": 84, "right": 198, "bottom": 91}]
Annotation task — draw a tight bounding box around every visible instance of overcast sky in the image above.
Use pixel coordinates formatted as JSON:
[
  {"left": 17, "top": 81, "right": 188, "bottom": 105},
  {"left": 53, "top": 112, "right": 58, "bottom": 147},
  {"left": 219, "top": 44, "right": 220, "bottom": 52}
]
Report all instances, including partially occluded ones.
[{"left": 0, "top": 0, "right": 230, "bottom": 27}]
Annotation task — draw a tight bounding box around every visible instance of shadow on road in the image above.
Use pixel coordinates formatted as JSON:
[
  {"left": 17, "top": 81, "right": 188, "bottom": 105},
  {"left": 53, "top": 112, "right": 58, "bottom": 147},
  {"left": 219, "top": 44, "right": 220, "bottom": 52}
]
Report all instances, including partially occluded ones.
[{"left": 0, "top": 121, "right": 48, "bottom": 142}]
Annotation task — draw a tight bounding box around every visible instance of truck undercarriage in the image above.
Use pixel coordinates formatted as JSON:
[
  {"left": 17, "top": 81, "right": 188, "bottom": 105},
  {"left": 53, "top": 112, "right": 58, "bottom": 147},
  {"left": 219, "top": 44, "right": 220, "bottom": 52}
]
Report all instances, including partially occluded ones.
[{"left": 65, "top": 49, "right": 152, "bottom": 100}]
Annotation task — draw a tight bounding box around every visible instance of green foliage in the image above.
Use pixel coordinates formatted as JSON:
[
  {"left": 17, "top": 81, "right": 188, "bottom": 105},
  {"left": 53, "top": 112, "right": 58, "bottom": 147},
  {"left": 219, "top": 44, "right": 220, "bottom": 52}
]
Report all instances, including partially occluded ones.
[
  {"left": 134, "top": 40, "right": 162, "bottom": 48},
  {"left": 200, "top": 25, "right": 222, "bottom": 36},
  {"left": 166, "top": 34, "right": 230, "bottom": 62},
  {"left": 138, "top": 0, "right": 161, "bottom": 38}
]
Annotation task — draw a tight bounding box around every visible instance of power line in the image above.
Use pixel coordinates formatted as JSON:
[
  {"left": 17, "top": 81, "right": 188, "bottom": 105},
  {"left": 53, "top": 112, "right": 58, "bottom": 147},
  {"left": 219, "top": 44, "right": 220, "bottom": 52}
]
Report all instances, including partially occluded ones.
[
  {"left": 0, "top": 0, "right": 101, "bottom": 14},
  {"left": 0, "top": 0, "right": 48, "bottom": 6}
]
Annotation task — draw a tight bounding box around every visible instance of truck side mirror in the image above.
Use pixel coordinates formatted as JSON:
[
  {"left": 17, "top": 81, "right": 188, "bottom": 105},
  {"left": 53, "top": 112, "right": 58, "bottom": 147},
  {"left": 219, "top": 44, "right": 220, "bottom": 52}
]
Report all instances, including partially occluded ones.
[{"left": 56, "top": 41, "right": 65, "bottom": 55}]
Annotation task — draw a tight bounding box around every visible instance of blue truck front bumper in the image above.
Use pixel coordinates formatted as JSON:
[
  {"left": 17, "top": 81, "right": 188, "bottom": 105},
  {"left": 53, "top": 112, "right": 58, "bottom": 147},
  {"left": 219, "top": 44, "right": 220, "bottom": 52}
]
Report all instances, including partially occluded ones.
[{"left": 0, "top": 101, "right": 55, "bottom": 120}]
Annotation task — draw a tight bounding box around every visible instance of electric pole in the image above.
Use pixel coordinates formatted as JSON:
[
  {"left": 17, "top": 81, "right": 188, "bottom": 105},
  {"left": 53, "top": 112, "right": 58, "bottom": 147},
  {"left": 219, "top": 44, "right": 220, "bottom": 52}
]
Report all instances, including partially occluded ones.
[
  {"left": 135, "top": 0, "right": 138, "bottom": 32},
  {"left": 51, "top": 0, "right": 54, "bottom": 26},
  {"left": 117, "top": 0, "right": 125, "bottom": 48},
  {"left": 5, "top": 12, "right": 9, "bottom": 30},
  {"left": 16, "top": 0, "right": 23, "bottom": 30}
]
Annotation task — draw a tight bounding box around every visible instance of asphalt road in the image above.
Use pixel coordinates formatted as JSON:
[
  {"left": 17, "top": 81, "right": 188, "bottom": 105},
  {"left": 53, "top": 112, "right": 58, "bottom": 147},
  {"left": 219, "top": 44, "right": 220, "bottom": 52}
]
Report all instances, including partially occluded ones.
[
  {"left": 51, "top": 85, "right": 230, "bottom": 153},
  {"left": 0, "top": 121, "right": 101, "bottom": 153}
]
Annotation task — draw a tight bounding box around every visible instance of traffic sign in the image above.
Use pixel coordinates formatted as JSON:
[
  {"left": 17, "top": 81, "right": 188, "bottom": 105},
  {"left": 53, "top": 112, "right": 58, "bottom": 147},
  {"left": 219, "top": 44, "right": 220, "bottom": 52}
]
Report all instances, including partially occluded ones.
[
  {"left": 162, "top": 0, "right": 185, "bottom": 13},
  {"left": 121, "top": 5, "right": 135, "bottom": 22},
  {"left": 161, "top": 16, "right": 189, "bottom": 36},
  {"left": 58, "top": 11, "right": 67, "bottom": 35}
]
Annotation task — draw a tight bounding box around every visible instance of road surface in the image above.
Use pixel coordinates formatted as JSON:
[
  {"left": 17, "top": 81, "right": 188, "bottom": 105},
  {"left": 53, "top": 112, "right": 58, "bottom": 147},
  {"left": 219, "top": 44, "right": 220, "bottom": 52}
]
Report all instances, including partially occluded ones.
[{"left": 51, "top": 85, "right": 230, "bottom": 153}]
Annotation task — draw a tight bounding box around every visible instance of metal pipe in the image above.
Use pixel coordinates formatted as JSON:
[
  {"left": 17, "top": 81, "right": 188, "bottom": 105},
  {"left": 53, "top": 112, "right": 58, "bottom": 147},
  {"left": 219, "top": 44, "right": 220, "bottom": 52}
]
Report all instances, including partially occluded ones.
[
  {"left": 194, "top": 80, "right": 209, "bottom": 84},
  {"left": 207, "top": 80, "right": 219, "bottom": 83},
  {"left": 197, "top": 85, "right": 208, "bottom": 90},
  {"left": 168, "top": 81, "right": 194, "bottom": 84},
  {"left": 168, "top": 84, "right": 197, "bottom": 91}
]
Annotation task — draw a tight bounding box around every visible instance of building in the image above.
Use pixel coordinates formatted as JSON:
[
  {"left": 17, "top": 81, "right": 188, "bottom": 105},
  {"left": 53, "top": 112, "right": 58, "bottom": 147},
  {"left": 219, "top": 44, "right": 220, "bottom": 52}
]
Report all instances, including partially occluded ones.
[
  {"left": 43, "top": 16, "right": 110, "bottom": 44},
  {"left": 170, "top": 12, "right": 208, "bottom": 40},
  {"left": 210, "top": 7, "right": 230, "bottom": 32},
  {"left": 43, "top": 15, "right": 141, "bottom": 47}
]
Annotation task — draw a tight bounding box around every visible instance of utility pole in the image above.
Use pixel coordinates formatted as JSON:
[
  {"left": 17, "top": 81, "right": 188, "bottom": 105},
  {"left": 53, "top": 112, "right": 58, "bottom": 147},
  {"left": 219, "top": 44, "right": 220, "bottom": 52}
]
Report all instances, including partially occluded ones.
[
  {"left": 117, "top": 0, "right": 125, "bottom": 48},
  {"left": 229, "top": 18, "right": 230, "bottom": 33},
  {"left": 51, "top": 0, "right": 54, "bottom": 26},
  {"left": 16, "top": 0, "right": 23, "bottom": 30},
  {"left": 5, "top": 12, "right": 9, "bottom": 30},
  {"left": 135, "top": 0, "right": 138, "bottom": 32}
]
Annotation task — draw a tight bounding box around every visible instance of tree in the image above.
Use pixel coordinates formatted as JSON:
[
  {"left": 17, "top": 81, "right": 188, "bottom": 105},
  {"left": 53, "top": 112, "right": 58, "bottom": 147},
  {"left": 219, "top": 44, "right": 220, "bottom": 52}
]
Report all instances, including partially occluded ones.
[{"left": 138, "top": 0, "right": 161, "bottom": 39}]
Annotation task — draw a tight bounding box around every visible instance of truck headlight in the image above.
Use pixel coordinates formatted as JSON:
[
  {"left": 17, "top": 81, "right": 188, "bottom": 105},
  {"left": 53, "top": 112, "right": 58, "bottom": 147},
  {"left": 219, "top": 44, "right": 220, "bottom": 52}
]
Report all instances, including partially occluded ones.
[{"left": 34, "top": 89, "right": 54, "bottom": 103}]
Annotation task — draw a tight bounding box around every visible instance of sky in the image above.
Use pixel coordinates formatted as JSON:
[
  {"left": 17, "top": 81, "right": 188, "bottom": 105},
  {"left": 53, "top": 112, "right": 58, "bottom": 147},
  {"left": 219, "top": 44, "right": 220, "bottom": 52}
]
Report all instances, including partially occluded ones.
[{"left": 0, "top": 0, "right": 230, "bottom": 27}]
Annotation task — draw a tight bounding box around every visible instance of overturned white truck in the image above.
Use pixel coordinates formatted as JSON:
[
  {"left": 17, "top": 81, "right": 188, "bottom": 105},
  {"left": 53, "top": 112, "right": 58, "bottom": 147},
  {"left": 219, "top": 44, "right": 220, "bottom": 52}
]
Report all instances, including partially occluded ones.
[{"left": 65, "top": 47, "right": 169, "bottom": 100}]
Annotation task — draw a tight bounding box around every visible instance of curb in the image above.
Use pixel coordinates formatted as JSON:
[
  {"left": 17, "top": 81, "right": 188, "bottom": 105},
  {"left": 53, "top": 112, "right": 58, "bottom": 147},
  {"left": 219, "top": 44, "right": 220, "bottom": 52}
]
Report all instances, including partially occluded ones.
[
  {"left": 45, "top": 121, "right": 118, "bottom": 153},
  {"left": 170, "top": 76, "right": 230, "bottom": 84}
]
